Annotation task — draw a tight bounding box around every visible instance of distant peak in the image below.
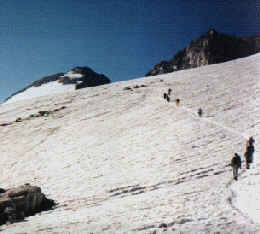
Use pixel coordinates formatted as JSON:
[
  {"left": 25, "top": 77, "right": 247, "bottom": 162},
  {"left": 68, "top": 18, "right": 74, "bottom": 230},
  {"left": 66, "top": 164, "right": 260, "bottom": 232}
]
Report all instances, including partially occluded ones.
[
  {"left": 146, "top": 29, "right": 260, "bottom": 77},
  {"left": 207, "top": 28, "right": 217, "bottom": 36},
  {"left": 4, "top": 65, "right": 111, "bottom": 103}
]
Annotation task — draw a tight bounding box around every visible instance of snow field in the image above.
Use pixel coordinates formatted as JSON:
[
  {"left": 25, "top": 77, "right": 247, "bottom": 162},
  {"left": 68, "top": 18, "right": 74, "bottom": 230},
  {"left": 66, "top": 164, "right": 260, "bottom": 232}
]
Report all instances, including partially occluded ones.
[
  {"left": 0, "top": 53, "right": 260, "bottom": 233},
  {"left": 4, "top": 81, "right": 76, "bottom": 104}
]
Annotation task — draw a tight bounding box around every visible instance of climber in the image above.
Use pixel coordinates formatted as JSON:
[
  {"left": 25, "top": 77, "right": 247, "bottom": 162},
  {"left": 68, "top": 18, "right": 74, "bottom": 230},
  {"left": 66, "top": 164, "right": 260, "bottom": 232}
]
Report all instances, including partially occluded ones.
[
  {"left": 244, "top": 140, "right": 255, "bottom": 169},
  {"left": 168, "top": 88, "right": 172, "bottom": 96},
  {"left": 197, "top": 108, "right": 203, "bottom": 117},
  {"left": 231, "top": 153, "right": 241, "bottom": 180},
  {"left": 248, "top": 136, "right": 255, "bottom": 146}
]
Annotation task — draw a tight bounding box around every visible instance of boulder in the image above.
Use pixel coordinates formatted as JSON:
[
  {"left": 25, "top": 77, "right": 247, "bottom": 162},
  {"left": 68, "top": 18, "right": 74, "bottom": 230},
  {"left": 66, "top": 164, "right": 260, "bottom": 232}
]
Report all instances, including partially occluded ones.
[
  {"left": 38, "top": 111, "right": 50, "bottom": 117},
  {"left": 15, "top": 117, "right": 22, "bottom": 122},
  {"left": 0, "top": 188, "right": 5, "bottom": 193},
  {"left": 0, "top": 184, "right": 55, "bottom": 225}
]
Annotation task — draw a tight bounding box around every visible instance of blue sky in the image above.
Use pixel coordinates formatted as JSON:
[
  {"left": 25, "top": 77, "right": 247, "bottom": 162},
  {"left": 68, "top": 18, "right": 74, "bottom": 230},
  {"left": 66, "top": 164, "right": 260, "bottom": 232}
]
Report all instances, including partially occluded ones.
[{"left": 0, "top": 0, "right": 259, "bottom": 101}]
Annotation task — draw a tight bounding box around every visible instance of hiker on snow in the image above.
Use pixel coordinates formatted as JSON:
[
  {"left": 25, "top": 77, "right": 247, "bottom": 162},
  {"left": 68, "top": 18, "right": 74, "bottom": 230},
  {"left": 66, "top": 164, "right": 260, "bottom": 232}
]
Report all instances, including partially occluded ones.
[
  {"left": 248, "top": 136, "right": 255, "bottom": 146},
  {"left": 168, "top": 88, "right": 172, "bottom": 96},
  {"left": 163, "top": 93, "right": 170, "bottom": 102},
  {"left": 197, "top": 108, "right": 203, "bottom": 117},
  {"left": 231, "top": 153, "right": 241, "bottom": 180},
  {"left": 244, "top": 138, "right": 255, "bottom": 169}
]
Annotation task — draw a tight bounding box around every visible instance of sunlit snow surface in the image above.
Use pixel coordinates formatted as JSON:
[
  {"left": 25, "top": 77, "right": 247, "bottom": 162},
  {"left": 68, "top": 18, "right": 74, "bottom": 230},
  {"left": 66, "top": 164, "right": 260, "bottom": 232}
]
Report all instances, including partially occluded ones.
[
  {"left": 0, "top": 54, "right": 260, "bottom": 233},
  {"left": 232, "top": 158, "right": 260, "bottom": 225},
  {"left": 5, "top": 81, "right": 75, "bottom": 104},
  {"left": 61, "top": 71, "right": 83, "bottom": 79}
]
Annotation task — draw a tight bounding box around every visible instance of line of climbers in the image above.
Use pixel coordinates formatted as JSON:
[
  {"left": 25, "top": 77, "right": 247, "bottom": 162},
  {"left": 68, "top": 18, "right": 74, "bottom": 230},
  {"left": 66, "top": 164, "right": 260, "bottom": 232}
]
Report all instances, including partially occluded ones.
[
  {"left": 163, "top": 88, "right": 255, "bottom": 182},
  {"left": 163, "top": 88, "right": 201, "bottom": 116},
  {"left": 231, "top": 136, "right": 255, "bottom": 180}
]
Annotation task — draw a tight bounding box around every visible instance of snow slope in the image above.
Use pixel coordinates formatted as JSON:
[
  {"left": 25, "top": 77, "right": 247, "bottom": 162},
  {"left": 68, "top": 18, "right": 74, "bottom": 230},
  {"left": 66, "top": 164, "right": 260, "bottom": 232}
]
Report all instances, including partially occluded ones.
[
  {"left": 0, "top": 53, "right": 260, "bottom": 233},
  {"left": 4, "top": 81, "right": 75, "bottom": 104}
]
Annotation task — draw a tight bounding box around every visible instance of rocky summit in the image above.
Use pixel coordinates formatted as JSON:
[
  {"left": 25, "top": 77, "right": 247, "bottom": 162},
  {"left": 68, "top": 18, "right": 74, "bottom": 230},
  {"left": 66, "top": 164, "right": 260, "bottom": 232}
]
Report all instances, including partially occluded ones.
[
  {"left": 4, "top": 66, "right": 110, "bottom": 103},
  {"left": 146, "top": 29, "right": 260, "bottom": 76}
]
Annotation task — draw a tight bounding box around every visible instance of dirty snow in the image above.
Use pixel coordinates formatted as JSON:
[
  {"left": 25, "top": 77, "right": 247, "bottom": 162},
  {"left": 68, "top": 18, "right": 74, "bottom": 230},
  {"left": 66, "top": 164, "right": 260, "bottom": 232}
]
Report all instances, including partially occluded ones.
[{"left": 0, "top": 53, "right": 260, "bottom": 233}]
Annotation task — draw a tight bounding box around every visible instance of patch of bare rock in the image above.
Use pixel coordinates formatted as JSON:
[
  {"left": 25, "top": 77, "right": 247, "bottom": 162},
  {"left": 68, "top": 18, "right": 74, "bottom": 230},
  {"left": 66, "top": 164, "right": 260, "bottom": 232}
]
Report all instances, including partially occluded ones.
[
  {"left": 123, "top": 84, "right": 147, "bottom": 91},
  {"left": 0, "top": 184, "right": 55, "bottom": 225},
  {"left": 0, "top": 106, "right": 66, "bottom": 127}
]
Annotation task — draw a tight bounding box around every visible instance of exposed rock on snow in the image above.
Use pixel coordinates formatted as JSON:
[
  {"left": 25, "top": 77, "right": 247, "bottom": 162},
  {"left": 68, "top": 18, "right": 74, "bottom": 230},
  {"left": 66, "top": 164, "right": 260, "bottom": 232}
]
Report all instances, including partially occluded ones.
[
  {"left": 0, "top": 106, "right": 66, "bottom": 127},
  {"left": 0, "top": 184, "right": 54, "bottom": 225},
  {"left": 123, "top": 84, "right": 147, "bottom": 91}
]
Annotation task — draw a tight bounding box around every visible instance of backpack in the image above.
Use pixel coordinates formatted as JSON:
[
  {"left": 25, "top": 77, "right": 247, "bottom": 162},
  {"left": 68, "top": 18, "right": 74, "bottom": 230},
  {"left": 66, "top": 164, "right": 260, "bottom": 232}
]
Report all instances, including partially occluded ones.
[
  {"left": 231, "top": 155, "right": 241, "bottom": 167},
  {"left": 245, "top": 146, "right": 254, "bottom": 163},
  {"left": 247, "top": 145, "right": 254, "bottom": 154}
]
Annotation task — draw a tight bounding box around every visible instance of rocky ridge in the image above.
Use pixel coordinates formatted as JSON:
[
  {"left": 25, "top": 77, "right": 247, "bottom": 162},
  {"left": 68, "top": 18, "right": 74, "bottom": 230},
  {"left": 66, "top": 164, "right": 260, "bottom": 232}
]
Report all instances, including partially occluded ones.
[
  {"left": 4, "top": 66, "right": 110, "bottom": 102},
  {"left": 146, "top": 29, "right": 260, "bottom": 76}
]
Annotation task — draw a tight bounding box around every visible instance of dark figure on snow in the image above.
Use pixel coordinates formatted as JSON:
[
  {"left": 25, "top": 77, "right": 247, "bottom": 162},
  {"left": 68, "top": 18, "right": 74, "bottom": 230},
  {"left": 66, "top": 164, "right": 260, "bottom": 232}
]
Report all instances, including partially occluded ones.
[
  {"left": 163, "top": 93, "right": 167, "bottom": 99},
  {"left": 248, "top": 136, "right": 255, "bottom": 146},
  {"left": 166, "top": 95, "right": 170, "bottom": 102},
  {"left": 197, "top": 108, "right": 203, "bottom": 117},
  {"left": 244, "top": 141, "right": 255, "bottom": 169},
  {"left": 231, "top": 153, "right": 241, "bottom": 180},
  {"left": 168, "top": 88, "right": 172, "bottom": 96}
]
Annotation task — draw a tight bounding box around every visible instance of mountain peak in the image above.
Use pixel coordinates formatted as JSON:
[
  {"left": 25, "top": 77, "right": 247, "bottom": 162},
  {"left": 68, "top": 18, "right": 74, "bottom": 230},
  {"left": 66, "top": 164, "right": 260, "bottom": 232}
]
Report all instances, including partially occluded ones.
[
  {"left": 146, "top": 30, "right": 260, "bottom": 76},
  {"left": 4, "top": 66, "right": 110, "bottom": 103},
  {"left": 207, "top": 28, "right": 217, "bottom": 36}
]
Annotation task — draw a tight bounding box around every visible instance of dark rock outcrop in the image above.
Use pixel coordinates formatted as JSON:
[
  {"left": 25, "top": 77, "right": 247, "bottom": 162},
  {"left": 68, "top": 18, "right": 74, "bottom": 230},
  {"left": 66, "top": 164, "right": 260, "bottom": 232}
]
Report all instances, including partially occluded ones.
[
  {"left": 0, "top": 184, "right": 55, "bottom": 225},
  {"left": 72, "top": 67, "right": 110, "bottom": 90},
  {"left": 146, "top": 29, "right": 260, "bottom": 76},
  {"left": 31, "top": 73, "right": 65, "bottom": 87}
]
